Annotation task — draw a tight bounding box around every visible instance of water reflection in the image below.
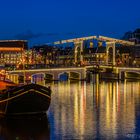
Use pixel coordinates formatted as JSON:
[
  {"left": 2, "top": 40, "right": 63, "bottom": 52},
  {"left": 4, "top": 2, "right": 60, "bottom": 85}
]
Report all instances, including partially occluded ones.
[
  {"left": 0, "top": 79, "right": 140, "bottom": 139},
  {"left": 48, "top": 80, "right": 140, "bottom": 139},
  {"left": 0, "top": 115, "right": 50, "bottom": 140}
]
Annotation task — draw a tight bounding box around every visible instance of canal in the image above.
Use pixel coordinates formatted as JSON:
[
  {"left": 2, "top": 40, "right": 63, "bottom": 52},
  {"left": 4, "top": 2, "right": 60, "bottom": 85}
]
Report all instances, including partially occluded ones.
[{"left": 0, "top": 80, "right": 140, "bottom": 139}]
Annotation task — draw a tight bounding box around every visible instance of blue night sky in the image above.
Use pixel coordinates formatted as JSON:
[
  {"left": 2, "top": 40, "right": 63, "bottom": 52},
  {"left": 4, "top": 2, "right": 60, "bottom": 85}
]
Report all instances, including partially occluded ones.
[{"left": 0, "top": 0, "right": 139, "bottom": 47}]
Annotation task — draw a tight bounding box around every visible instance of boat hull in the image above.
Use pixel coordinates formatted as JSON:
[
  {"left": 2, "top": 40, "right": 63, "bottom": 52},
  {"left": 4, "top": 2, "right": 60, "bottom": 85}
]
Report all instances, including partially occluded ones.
[{"left": 0, "top": 84, "right": 51, "bottom": 116}]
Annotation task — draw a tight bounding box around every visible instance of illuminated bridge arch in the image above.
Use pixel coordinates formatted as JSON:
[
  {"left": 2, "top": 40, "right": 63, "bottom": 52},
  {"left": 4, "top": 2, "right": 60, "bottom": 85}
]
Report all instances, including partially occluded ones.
[
  {"left": 31, "top": 73, "right": 45, "bottom": 85},
  {"left": 58, "top": 72, "right": 69, "bottom": 81},
  {"left": 69, "top": 71, "right": 81, "bottom": 81},
  {"left": 44, "top": 73, "right": 54, "bottom": 82},
  {"left": 125, "top": 71, "right": 140, "bottom": 80}
]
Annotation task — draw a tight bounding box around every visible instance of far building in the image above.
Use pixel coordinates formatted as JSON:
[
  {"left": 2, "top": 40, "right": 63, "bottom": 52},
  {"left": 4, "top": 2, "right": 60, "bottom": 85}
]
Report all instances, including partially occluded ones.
[
  {"left": 122, "top": 29, "right": 140, "bottom": 44},
  {"left": 0, "top": 40, "right": 28, "bottom": 69},
  {"left": 122, "top": 28, "right": 140, "bottom": 66}
]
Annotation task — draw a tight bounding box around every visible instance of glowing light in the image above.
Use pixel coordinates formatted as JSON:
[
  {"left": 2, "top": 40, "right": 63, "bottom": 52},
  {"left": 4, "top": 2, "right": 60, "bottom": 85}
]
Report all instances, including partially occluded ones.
[{"left": 0, "top": 48, "right": 23, "bottom": 51}]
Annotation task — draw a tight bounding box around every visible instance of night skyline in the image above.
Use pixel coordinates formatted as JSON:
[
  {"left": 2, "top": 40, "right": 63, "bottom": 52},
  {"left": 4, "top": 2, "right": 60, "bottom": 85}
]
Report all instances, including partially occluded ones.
[{"left": 0, "top": 0, "right": 139, "bottom": 46}]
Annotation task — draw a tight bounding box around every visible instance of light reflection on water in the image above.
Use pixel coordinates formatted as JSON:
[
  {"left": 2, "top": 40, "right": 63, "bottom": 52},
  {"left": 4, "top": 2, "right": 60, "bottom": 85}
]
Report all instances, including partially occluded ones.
[
  {"left": 47, "top": 80, "right": 140, "bottom": 140},
  {"left": 0, "top": 80, "right": 140, "bottom": 139}
]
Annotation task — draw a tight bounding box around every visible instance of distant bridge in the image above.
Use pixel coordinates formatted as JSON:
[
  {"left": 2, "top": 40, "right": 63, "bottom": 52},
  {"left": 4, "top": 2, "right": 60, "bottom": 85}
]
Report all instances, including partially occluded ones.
[
  {"left": 7, "top": 67, "right": 87, "bottom": 84},
  {"left": 7, "top": 65, "right": 140, "bottom": 84},
  {"left": 97, "top": 65, "right": 140, "bottom": 80}
]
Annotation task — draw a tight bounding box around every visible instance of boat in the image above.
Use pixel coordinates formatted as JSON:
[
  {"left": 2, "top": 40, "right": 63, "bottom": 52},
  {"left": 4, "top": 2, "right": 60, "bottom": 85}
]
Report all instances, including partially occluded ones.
[
  {"left": 0, "top": 83, "right": 51, "bottom": 116},
  {"left": 0, "top": 68, "right": 51, "bottom": 116}
]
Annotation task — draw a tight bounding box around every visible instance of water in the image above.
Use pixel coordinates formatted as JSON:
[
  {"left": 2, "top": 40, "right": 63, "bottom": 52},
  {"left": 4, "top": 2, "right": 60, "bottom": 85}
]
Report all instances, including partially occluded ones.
[
  {"left": 0, "top": 80, "right": 140, "bottom": 139},
  {"left": 48, "top": 80, "right": 140, "bottom": 140}
]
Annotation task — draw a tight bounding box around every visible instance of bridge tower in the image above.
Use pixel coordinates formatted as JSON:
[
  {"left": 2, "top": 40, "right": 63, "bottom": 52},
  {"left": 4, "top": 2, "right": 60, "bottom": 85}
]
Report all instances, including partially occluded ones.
[
  {"left": 106, "top": 42, "right": 115, "bottom": 65},
  {"left": 74, "top": 40, "right": 84, "bottom": 65},
  {"left": 54, "top": 36, "right": 96, "bottom": 66},
  {"left": 98, "top": 36, "right": 135, "bottom": 66}
]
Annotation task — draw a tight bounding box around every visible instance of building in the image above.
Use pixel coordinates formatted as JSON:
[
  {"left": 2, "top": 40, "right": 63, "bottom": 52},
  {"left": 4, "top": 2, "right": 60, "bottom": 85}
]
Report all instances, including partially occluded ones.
[
  {"left": 0, "top": 40, "right": 28, "bottom": 69},
  {"left": 132, "top": 45, "right": 140, "bottom": 66}
]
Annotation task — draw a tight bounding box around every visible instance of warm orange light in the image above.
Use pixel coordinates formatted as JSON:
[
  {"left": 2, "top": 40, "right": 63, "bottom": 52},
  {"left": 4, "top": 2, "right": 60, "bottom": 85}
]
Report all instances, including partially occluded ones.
[{"left": 0, "top": 47, "right": 23, "bottom": 51}]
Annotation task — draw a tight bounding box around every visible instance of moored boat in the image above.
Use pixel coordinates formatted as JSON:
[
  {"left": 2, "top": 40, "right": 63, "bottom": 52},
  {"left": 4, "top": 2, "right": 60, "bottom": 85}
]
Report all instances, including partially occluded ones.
[{"left": 0, "top": 83, "right": 51, "bottom": 116}]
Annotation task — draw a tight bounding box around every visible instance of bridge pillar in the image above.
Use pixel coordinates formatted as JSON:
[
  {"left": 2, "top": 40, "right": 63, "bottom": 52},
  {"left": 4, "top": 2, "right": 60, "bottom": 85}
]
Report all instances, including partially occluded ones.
[
  {"left": 83, "top": 68, "right": 87, "bottom": 80},
  {"left": 118, "top": 70, "right": 125, "bottom": 80},
  {"left": 106, "top": 42, "right": 115, "bottom": 65},
  {"left": 74, "top": 44, "right": 78, "bottom": 64},
  {"left": 74, "top": 41, "right": 84, "bottom": 65}
]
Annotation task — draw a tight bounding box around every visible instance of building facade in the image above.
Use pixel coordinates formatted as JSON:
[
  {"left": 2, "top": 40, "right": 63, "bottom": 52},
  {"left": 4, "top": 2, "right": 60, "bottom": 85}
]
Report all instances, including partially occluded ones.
[{"left": 0, "top": 40, "right": 28, "bottom": 69}]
